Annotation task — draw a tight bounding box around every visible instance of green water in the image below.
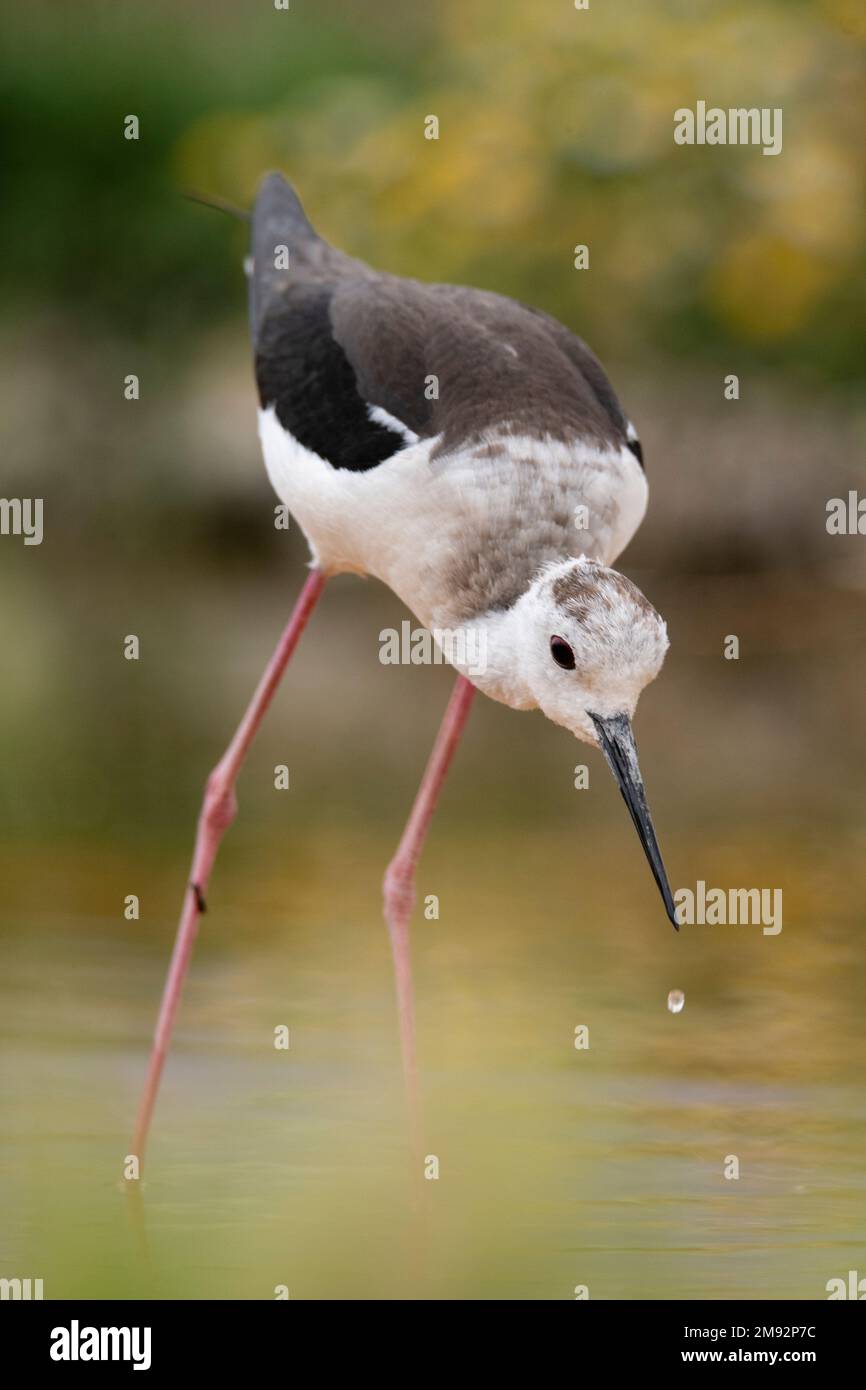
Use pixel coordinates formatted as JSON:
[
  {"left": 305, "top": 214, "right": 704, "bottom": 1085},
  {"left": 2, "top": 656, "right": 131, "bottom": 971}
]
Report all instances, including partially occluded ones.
[{"left": 1, "top": 565, "right": 864, "bottom": 1300}]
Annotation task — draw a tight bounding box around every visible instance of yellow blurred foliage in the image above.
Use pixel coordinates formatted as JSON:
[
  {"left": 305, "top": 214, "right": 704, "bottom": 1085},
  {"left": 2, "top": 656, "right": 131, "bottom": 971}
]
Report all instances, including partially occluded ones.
[
  {"left": 708, "top": 234, "right": 834, "bottom": 339},
  {"left": 171, "top": 0, "right": 864, "bottom": 353}
]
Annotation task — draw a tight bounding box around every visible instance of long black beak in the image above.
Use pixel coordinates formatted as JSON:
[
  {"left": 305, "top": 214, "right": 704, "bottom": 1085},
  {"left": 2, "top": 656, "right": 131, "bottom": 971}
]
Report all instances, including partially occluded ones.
[{"left": 589, "top": 712, "right": 678, "bottom": 929}]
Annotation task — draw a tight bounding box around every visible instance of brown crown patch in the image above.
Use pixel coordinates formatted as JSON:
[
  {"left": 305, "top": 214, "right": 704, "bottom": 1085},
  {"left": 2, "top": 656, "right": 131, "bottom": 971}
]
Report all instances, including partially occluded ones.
[
  {"left": 553, "top": 563, "right": 657, "bottom": 624},
  {"left": 552, "top": 562, "right": 602, "bottom": 622}
]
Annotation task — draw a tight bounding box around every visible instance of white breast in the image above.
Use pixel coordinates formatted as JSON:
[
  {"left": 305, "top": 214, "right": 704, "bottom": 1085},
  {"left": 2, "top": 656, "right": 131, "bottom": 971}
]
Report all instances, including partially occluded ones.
[
  {"left": 258, "top": 406, "right": 452, "bottom": 616},
  {"left": 258, "top": 408, "right": 648, "bottom": 626}
]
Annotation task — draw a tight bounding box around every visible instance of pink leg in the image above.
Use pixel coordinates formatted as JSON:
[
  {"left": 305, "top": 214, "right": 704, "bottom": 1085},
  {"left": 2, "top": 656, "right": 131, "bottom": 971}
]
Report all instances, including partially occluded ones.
[
  {"left": 383, "top": 675, "right": 476, "bottom": 1161},
  {"left": 129, "top": 568, "right": 327, "bottom": 1170}
]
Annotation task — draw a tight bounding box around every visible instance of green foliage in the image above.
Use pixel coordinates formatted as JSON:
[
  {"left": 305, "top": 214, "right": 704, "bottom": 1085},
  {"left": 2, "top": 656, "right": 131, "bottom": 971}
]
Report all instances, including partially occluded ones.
[{"left": 1, "top": 1, "right": 863, "bottom": 378}]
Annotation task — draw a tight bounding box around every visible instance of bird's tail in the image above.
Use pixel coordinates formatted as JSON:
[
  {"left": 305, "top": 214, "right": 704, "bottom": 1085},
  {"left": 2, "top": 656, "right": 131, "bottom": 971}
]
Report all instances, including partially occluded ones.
[{"left": 249, "top": 172, "right": 321, "bottom": 346}]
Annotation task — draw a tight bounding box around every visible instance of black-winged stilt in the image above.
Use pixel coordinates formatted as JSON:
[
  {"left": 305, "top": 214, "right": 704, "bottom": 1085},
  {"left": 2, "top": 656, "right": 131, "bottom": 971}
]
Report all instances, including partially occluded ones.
[{"left": 131, "top": 173, "right": 676, "bottom": 1169}]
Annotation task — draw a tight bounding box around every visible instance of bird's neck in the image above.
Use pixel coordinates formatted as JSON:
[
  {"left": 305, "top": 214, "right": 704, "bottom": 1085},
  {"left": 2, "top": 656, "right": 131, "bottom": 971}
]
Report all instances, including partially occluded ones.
[{"left": 450, "top": 597, "right": 537, "bottom": 710}]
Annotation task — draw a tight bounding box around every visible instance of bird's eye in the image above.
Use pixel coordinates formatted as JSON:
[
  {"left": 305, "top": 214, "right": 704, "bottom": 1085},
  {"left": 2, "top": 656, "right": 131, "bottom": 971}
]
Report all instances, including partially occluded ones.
[{"left": 550, "top": 636, "right": 576, "bottom": 670}]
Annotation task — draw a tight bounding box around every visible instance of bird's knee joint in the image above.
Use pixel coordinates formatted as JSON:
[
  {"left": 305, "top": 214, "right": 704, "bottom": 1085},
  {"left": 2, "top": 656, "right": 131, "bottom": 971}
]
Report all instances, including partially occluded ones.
[
  {"left": 203, "top": 771, "right": 237, "bottom": 832},
  {"left": 384, "top": 858, "right": 413, "bottom": 895},
  {"left": 383, "top": 859, "right": 416, "bottom": 922}
]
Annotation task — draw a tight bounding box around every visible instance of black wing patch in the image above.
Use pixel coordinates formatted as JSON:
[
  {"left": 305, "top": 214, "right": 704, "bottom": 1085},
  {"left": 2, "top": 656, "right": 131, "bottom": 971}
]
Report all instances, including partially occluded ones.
[{"left": 255, "top": 284, "right": 408, "bottom": 472}]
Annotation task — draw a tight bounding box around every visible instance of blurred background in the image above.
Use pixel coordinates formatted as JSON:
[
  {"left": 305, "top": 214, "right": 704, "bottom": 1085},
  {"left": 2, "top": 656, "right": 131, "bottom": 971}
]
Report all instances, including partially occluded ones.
[{"left": 1, "top": 0, "right": 865, "bottom": 1299}]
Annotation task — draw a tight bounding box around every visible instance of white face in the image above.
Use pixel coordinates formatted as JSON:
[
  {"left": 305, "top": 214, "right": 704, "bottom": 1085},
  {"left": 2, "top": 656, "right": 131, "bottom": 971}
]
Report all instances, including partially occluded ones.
[{"left": 518, "top": 558, "right": 669, "bottom": 744}]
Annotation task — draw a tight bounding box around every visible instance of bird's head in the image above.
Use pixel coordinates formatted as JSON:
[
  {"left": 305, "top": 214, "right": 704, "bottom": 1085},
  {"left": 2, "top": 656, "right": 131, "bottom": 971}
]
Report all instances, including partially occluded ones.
[
  {"left": 519, "top": 557, "right": 669, "bottom": 738},
  {"left": 516, "top": 556, "right": 677, "bottom": 926}
]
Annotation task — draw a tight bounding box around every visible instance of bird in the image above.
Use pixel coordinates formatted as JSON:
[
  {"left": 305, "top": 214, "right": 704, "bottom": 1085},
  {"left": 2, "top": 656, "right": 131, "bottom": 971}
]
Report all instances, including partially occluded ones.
[{"left": 130, "top": 172, "right": 677, "bottom": 1172}]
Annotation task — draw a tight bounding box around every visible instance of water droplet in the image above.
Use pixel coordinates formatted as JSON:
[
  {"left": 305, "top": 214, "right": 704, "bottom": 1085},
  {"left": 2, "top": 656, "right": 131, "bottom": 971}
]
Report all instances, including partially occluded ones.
[{"left": 667, "top": 989, "right": 685, "bottom": 1014}]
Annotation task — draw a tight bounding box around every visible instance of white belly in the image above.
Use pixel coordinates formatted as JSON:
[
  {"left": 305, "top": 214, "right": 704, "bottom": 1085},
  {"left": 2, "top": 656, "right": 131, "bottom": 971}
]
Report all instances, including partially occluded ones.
[{"left": 258, "top": 407, "right": 648, "bottom": 627}]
